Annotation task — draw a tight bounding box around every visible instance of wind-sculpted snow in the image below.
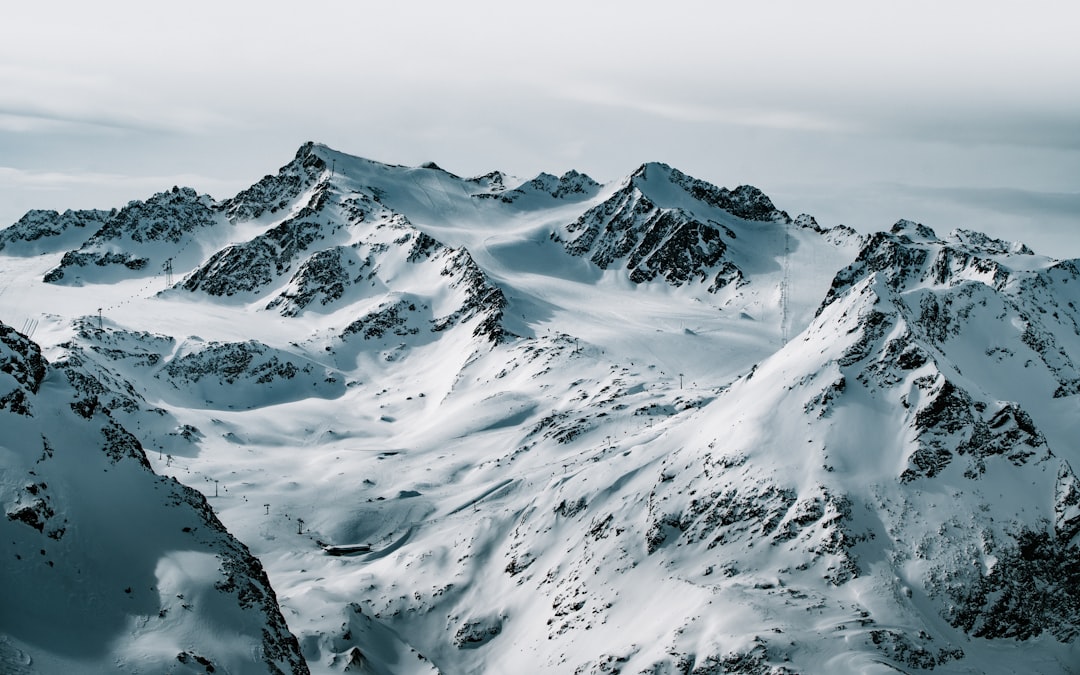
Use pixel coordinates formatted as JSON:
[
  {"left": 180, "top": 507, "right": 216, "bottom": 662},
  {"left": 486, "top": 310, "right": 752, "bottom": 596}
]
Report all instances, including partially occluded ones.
[
  {"left": 0, "top": 320, "right": 308, "bottom": 674},
  {"left": 5, "top": 144, "right": 1080, "bottom": 673}
]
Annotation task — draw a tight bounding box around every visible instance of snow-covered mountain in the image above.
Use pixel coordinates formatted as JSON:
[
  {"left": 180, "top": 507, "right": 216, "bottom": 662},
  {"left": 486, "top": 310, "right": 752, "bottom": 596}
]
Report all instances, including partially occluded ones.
[
  {"left": 2, "top": 142, "right": 1078, "bottom": 673},
  {"left": 0, "top": 321, "right": 307, "bottom": 674}
]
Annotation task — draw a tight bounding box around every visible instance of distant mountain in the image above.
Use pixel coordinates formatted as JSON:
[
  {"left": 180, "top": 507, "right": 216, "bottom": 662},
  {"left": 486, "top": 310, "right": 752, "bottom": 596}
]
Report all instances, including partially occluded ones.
[{"left": 1, "top": 143, "right": 1077, "bottom": 674}]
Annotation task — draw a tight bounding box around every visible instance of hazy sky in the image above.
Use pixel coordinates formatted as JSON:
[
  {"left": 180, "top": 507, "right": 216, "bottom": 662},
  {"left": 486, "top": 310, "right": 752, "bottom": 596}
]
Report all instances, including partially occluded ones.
[{"left": 2, "top": 1, "right": 1078, "bottom": 255}]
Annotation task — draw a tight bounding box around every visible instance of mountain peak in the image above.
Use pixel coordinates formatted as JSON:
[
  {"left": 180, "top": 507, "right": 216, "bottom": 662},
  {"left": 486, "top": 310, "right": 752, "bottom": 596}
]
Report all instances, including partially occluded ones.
[
  {"left": 295, "top": 140, "right": 321, "bottom": 158},
  {"left": 950, "top": 228, "right": 1034, "bottom": 255},
  {"left": 890, "top": 218, "right": 939, "bottom": 242},
  {"left": 496, "top": 169, "right": 601, "bottom": 204},
  {"left": 624, "top": 162, "right": 786, "bottom": 224},
  {"left": 418, "top": 160, "right": 463, "bottom": 179}
]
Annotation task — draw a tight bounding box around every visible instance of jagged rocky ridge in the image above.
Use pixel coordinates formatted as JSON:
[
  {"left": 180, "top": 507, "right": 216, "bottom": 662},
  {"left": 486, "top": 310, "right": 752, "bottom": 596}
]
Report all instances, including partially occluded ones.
[
  {"left": 43, "top": 187, "right": 221, "bottom": 284},
  {"left": 2, "top": 143, "right": 1079, "bottom": 673},
  {"left": 556, "top": 161, "right": 832, "bottom": 295},
  {"left": 0, "top": 208, "right": 115, "bottom": 256}
]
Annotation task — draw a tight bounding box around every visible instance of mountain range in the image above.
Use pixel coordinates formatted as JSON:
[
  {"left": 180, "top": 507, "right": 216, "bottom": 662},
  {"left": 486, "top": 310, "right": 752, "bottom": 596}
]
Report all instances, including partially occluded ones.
[{"left": 2, "top": 142, "right": 1078, "bottom": 674}]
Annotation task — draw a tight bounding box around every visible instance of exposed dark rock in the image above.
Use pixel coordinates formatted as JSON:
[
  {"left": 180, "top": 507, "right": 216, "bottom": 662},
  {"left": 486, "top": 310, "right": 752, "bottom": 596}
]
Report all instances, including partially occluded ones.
[
  {"left": 437, "top": 248, "right": 510, "bottom": 342},
  {"left": 559, "top": 163, "right": 789, "bottom": 293},
  {"left": 498, "top": 170, "right": 600, "bottom": 203},
  {"left": 43, "top": 187, "right": 218, "bottom": 283},
  {"left": 868, "top": 629, "right": 963, "bottom": 670},
  {"left": 0, "top": 322, "right": 48, "bottom": 397},
  {"left": 1055, "top": 461, "right": 1080, "bottom": 544},
  {"left": 221, "top": 141, "right": 327, "bottom": 222},
  {"left": 342, "top": 299, "right": 423, "bottom": 340},
  {"left": 452, "top": 615, "right": 503, "bottom": 648},
  {"left": 949, "top": 528, "right": 1080, "bottom": 642},
  {"left": 266, "top": 247, "right": 353, "bottom": 316},
  {"left": 183, "top": 187, "right": 334, "bottom": 296},
  {"left": 0, "top": 208, "right": 113, "bottom": 255}
]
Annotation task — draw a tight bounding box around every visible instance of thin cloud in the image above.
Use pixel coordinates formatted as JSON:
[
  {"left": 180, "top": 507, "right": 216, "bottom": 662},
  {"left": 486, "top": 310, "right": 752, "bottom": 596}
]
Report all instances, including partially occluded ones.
[
  {"left": 0, "top": 166, "right": 240, "bottom": 196},
  {"left": 891, "top": 184, "right": 1080, "bottom": 220},
  {"left": 0, "top": 103, "right": 234, "bottom": 137},
  {"left": 556, "top": 83, "right": 854, "bottom": 133}
]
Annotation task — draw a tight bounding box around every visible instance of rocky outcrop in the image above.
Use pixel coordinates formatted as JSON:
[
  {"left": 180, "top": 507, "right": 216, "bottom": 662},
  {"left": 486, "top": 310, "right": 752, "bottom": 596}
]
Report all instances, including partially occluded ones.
[
  {"left": 558, "top": 162, "right": 789, "bottom": 292},
  {"left": 182, "top": 183, "right": 335, "bottom": 296},
  {"left": 437, "top": 247, "right": 510, "bottom": 342},
  {"left": 0, "top": 208, "right": 113, "bottom": 255},
  {"left": 0, "top": 323, "right": 47, "bottom": 416},
  {"left": 221, "top": 141, "right": 327, "bottom": 222},
  {"left": 494, "top": 170, "right": 601, "bottom": 204},
  {"left": 161, "top": 339, "right": 345, "bottom": 408},
  {"left": 42, "top": 187, "right": 220, "bottom": 284}
]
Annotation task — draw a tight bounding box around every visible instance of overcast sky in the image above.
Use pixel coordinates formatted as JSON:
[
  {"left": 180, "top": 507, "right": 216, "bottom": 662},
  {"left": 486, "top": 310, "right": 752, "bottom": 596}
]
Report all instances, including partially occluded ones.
[{"left": 2, "top": 0, "right": 1078, "bottom": 255}]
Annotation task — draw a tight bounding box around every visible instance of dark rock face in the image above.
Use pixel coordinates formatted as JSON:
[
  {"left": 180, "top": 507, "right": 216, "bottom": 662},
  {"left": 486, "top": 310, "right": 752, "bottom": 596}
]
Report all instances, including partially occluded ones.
[
  {"left": 635, "top": 163, "right": 787, "bottom": 222},
  {"left": 902, "top": 378, "right": 1045, "bottom": 482},
  {"left": 56, "top": 343, "right": 146, "bottom": 419},
  {"left": 0, "top": 322, "right": 47, "bottom": 396},
  {"left": 868, "top": 630, "right": 964, "bottom": 670},
  {"left": 643, "top": 439, "right": 865, "bottom": 585},
  {"left": 558, "top": 163, "right": 788, "bottom": 292},
  {"left": 93, "top": 186, "right": 218, "bottom": 244},
  {"left": 222, "top": 141, "right": 327, "bottom": 222},
  {"left": 1055, "top": 461, "right": 1080, "bottom": 544},
  {"left": 342, "top": 299, "right": 425, "bottom": 340},
  {"left": 949, "top": 528, "right": 1080, "bottom": 642},
  {"left": 183, "top": 184, "right": 335, "bottom": 297},
  {"left": 822, "top": 222, "right": 1080, "bottom": 400},
  {"left": 562, "top": 187, "right": 737, "bottom": 290},
  {"left": 165, "top": 341, "right": 286, "bottom": 384},
  {"left": 822, "top": 220, "right": 1024, "bottom": 311},
  {"left": 438, "top": 248, "right": 510, "bottom": 342},
  {"left": 44, "top": 251, "right": 150, "bottom": 283},
  {"left": 265, "top": 246, "right": 353, "bottom": 315},
  {"left": 179, "top": 151, "right": 511, "bottom": 345},
  {"left": 42, "top": 187, "right": 219, "bottom": 284},
  {"left": 452, "top": 615, "right": 503, "bottom": 648}
]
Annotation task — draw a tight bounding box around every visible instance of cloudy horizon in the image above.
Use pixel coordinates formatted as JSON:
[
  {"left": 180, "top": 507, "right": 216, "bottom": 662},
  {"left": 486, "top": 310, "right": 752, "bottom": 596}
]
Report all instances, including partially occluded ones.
[{"left": 3, "top": 0, "right": 1078, "bottom": 255}]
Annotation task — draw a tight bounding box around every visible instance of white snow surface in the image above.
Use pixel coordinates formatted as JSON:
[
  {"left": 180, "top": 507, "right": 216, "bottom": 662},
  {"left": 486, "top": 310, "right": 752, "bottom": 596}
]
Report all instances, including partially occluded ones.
[{"left": 2, "top": 142, "right": 1080, "bottom": 673}]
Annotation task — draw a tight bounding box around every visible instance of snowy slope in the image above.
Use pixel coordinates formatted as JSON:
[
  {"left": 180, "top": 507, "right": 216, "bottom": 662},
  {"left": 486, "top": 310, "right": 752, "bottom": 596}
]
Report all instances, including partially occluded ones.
[
  {"left": 0, "top": 322, "right": 308, "bottom": 675},
  {"left": 2, "top": 142, "right": 1078, "bottom": 673}
]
